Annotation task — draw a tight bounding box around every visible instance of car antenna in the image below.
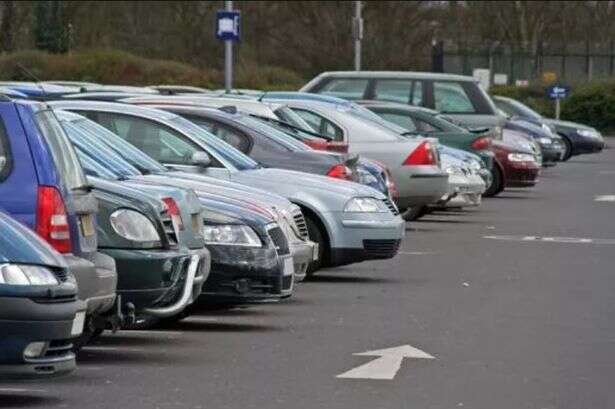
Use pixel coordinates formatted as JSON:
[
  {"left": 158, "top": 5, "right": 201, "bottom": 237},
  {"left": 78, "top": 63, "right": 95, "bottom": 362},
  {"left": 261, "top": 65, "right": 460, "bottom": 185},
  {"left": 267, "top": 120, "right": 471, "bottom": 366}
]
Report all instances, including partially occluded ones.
[{"left": 16, "top": 62, "right": 48, "bottom": 100}]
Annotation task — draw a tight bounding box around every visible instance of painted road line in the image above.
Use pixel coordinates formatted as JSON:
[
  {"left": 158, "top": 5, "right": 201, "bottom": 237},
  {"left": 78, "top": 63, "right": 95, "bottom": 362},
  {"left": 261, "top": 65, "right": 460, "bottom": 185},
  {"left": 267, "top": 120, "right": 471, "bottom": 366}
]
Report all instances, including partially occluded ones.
[
  {"left": 181, "top": 316, "right": 220, "bottom": 323},
  {"left": 116, "top": 330, "right": 185, "bottom": 335},
  {"left": 82, "top": 346, "right": 146, "bottom": 353},
  {"left": 0, "top": 388, "right": 47, "bottom": 393},
  {"left": 483, "top": 235, "right": 615, "bottom": 245},
  {"left": 398, "top": 251, "right": 436, "bottom": 255},
  {"left": 595, "top": 195, "right": 615, "bottom": 202},
  {"left": 337, "top": 345, "right": 435, "bottom": 380}
]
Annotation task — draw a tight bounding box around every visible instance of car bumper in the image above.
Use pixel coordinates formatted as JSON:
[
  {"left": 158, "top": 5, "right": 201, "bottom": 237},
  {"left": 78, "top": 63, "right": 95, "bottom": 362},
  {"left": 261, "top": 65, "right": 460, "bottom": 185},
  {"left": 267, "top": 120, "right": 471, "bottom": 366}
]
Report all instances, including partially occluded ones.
[
  {"left": 392, "top": 167, "right": 449, "bottom": 210},
  {"left": 0, "top": 296, "right": 85, "bottom": 378},
  {"left": 289, "top": 239, "right": 317, "bottom": 283},
  {"left": 201, "top": 245, "right": 294, "bottom": 304},
  {"left": 436, "top": 174, "right": 485, "bottom": 208},
  {"left": 101, "top": 247, "right": 210, "bottom": 318},
  {"left": 573, "top": 136, "right": 605, "bottom": 155},
  {"left": 63, "top": 253, "right": 116, "bottom": 316},
  {"left": 540, "top": 144, "right": 565, "bottom": 163},
  {"left": 326, "top": 211, "right": 405, "bottom": 267},
  {"left": 505, "top": 161, "right": 540, "bottom": 187}
]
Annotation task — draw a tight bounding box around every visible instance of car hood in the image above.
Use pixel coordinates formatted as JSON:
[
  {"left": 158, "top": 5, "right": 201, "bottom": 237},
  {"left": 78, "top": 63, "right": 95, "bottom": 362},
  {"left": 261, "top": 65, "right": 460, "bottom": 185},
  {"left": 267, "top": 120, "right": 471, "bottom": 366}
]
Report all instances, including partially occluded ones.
[{"left": 544, "top": 118, "right": 595, "bottom": 131}]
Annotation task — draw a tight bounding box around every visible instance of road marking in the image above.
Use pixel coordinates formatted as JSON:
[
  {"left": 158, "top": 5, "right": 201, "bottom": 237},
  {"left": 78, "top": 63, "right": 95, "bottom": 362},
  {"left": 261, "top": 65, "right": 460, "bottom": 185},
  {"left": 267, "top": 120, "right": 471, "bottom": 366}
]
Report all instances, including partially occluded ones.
[
  {"left": 181, "top": 316, "right": 219, "bottom": 323},
  {"left": 117, "top": 330, "right": 184, "bottom": 335},
  {"left": 398, "top": 251, "right": 436, "bottom": 256},
  {"left": 595, "top": 195, "right": 615, "bottom": 202},
  {"left": 0, "top": 388, "right": 47, "bottom": 393},
  {"left": 82, "top": 346, "right": 145, "bottom": 352},
  {"left": 337, "top": 345, "right": 435, "bottom": 380},
  {"left": 483, "top": 235, "right": 615, "bottom": 245}
]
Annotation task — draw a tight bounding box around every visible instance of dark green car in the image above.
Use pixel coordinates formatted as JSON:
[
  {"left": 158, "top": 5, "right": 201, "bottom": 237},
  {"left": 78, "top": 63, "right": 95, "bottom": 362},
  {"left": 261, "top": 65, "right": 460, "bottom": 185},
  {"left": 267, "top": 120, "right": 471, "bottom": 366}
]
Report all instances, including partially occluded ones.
[{"left": 358, "top": 101, "right": 494, "bottom": 170}]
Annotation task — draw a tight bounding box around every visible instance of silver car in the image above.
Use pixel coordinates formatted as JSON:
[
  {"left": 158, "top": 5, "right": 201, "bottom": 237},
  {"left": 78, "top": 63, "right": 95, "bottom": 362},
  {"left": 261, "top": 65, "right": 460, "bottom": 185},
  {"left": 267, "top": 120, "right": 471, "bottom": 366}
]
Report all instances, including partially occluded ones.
[{"left": 50, "top": 101, "right": 405, "bottom": 275}]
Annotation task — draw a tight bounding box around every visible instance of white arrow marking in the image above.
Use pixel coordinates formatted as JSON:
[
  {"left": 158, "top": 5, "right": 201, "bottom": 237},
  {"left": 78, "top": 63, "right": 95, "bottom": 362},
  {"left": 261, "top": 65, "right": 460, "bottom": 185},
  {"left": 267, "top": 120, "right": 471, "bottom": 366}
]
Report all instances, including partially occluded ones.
[
  {"left": 595, "top": 195, "right": 615, "bottom": 202},
  {"left": 336, "top": 345, "right": 435, "bottom": 380}
]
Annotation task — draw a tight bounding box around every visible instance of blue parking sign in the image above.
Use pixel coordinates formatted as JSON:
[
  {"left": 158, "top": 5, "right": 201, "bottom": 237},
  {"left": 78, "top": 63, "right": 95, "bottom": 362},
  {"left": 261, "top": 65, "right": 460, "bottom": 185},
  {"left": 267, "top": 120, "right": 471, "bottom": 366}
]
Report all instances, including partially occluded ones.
[
  {"left": 216, "top": 10, "right": 240, "bottom": 41},
  {"left": 546, "top": 85, "right": 571, "bottom": 100}
]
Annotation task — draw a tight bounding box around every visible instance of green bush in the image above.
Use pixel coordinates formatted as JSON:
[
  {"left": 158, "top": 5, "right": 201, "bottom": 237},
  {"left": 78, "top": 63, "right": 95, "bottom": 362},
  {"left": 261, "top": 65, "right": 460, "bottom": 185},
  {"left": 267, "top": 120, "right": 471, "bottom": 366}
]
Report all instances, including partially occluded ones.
[{"left": 0, "top": 48, "right": 305, "bottom": 91}]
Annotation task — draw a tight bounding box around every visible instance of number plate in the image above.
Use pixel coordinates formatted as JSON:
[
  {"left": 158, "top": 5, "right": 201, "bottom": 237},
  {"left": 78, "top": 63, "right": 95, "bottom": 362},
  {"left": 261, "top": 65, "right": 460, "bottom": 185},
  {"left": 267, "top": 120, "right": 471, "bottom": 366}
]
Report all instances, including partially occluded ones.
[
  {"left": 283, "top": 257, "right": 295, "bottom": 277},
  {"left": 80, "top": 214, "right": 95, "bottom": 237},
  {"left": 71, "top": 311, "right": 86, "bottom": 336}
]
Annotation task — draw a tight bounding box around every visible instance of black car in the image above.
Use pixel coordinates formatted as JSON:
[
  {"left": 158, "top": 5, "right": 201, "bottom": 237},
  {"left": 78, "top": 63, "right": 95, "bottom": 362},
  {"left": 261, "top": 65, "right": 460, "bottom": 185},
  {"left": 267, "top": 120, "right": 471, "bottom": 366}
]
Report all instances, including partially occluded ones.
[
  {"left": 493, "top": 95, "right": 605, "bottom": 160},
  {"left": 148, "top": 104, "right": 362, "bottom": 182},
  {"left": 0, "top": 211, "right": 85, "bottom": 378}
]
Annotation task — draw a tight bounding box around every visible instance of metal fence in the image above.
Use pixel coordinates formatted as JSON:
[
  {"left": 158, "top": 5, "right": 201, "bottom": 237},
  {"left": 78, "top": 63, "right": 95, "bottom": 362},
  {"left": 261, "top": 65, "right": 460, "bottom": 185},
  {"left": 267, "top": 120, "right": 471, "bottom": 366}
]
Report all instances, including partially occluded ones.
[{"left": 435, "top": 41, "right": 615, "bottom": 84}]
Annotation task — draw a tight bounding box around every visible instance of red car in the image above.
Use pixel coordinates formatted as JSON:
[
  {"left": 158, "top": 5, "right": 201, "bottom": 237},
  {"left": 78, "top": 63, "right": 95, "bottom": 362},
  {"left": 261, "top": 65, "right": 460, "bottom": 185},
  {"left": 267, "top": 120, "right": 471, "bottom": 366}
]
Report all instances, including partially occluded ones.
[{"left": 486, "top": 140, "right": 540, "bottom": 196}]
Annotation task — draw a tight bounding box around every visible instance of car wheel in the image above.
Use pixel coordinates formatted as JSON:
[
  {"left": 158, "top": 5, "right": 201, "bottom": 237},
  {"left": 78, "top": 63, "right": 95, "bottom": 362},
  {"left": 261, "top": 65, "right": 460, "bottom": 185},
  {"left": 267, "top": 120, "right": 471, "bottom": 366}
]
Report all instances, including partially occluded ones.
[
  {"left": 305, "top": 215, "right": 325, "bottom": 277},
  {"left": 560, "top": 135, "right": 573, "bottom": 161},
  {"left": 403, "top": 205, "right": 428, "bottom": 221},
  {"left": 483, "top": 165, "right": 503, "bottom": 197}
]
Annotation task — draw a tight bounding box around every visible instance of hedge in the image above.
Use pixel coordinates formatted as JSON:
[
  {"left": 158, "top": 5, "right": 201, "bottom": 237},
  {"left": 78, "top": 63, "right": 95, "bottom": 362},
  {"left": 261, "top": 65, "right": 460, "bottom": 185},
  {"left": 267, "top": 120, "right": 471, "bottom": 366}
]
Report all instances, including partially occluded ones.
[
  {"left": 0, "top": 49, "right": 305, "bottom": 91},
  {"left": 491, "top": 81, "right": 615, "bottom": 134}
]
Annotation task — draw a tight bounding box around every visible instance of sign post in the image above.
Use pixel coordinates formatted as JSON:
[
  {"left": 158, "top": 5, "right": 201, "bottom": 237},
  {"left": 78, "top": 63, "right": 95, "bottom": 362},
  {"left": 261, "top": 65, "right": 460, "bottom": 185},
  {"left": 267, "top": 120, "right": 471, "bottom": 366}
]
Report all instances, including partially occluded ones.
[
  {"left": 216, "top": 2, "right": 240, "bottom": 93},
  {"left": 353, "top": 1, "right": 363, "bottom": 71},
  {"left": 546, "top": 85, "right": 571, "bottom": 120}
]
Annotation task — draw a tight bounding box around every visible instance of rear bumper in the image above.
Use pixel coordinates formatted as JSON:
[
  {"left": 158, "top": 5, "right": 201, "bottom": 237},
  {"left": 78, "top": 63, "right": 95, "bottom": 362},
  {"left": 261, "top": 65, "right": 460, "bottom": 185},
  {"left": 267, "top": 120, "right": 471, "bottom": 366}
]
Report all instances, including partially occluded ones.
[
  {"left": 0, "top": 296, "right": 82, "bottom": 378},
  {"left": 63, "top": 253, "right": 116, "bottom": 316},
  {"left": 393, "top": 168, "right": 449, "bottom": 210},
  {"left": 437, "top": 174, "right": 485, "bottom": 208}
]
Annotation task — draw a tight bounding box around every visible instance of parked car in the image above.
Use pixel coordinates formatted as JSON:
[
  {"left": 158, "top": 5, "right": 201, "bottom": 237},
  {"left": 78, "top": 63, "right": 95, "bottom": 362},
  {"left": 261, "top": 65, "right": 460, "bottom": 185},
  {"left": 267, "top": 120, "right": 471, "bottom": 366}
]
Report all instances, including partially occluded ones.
[
  {"left": 0, "top": 211, "right": 85, "bottom": 377},
  {"left": 500, "top": 116, "right": 564, "bottom": 165},
  {"left": 58, "top": 110, "right": 305, "bottom": 298},
  {"left": 492, "top": 95, "right": 605, "bottom": 160},
  {"left": 490, "top": 138, "right": 540, "bottom": 194},
  {"left": 0, "top": 97, "right": 118, "bottom": 343},
  {"left": 273, "top": 99, "right": 449, "bottom": 219},
  {"left": 147, "top": 85, "right": 212, "bottom": 94},
  {"left": 300, "top": 71, "right": 506, "bottom": 140},
  {"left": 52, "top": 101, "right": 404, "bottom": 274},
  {"left": 0, "top": 82, "right": 78, "bottom": 100},
  {"left": 437, "top": 145, "right": 486, "bottom": 210}
]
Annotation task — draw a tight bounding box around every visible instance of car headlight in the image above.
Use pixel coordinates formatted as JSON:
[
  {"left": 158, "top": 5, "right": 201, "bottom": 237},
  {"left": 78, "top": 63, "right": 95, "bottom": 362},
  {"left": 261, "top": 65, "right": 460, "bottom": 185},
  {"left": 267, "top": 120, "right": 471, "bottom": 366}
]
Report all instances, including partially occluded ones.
[
  {"left": 507, "top": 153, "right": 536, "bottom": 162},
  {"left": 110, "top": 209, "right": 161, "bottom": 242},
  {"left": 577, "top": 129, "right": 601, "bottom": 139},
  {"left": 344, "top": 197, "right": 386, "bottom": 213},
  {"left": 203, "top": 224, "right": 262, "bottom": 247},
  {"left": 445, "top": 166, "right": 465, "bottom": 176},
  {"left": 0, "top": 264, "right": 59, "bottom": 286},
  {"left": 538, "top": 137, "right": 552, "bottom": 145},
  {"left": 541, "top": 123, "right": 554, "bottom": 136}
]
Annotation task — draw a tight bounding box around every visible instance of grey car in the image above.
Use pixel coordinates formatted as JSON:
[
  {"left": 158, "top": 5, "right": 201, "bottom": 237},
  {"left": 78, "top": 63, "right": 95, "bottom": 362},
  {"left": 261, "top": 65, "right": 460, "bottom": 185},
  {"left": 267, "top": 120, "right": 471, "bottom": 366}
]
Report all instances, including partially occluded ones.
[{"left": 49, "top": 101, "right": 404, "bottom": 275}]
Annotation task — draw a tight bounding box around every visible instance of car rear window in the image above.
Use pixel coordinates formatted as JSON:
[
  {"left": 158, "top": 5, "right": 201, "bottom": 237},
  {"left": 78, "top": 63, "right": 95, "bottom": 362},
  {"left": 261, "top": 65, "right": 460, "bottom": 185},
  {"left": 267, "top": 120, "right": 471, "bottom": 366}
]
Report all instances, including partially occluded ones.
[
  {"left": 373, "top": 79, "right": 412, "bottom": 103},
  {"left": 35, "top": 110, "right": 88, "bottom": 190},
  {"left": 0, "top": 118, "right": 12, "bottom": 181}
]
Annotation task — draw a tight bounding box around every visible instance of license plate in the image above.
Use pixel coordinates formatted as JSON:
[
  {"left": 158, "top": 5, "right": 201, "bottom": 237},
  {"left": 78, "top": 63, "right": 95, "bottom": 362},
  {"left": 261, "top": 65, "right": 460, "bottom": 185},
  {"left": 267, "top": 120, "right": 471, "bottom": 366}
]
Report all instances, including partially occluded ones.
[
  {"left": 312, "top": 243, "right": 319, "bottom": 261},
  {"left": 80, "top": 214, "right": 95, "bottom": 237},
  {"left": 283, "top": 257, "right": 295, "bottom": 277},
  {"left": 71, "top": 311, "right": 86, "bottom": 336}
]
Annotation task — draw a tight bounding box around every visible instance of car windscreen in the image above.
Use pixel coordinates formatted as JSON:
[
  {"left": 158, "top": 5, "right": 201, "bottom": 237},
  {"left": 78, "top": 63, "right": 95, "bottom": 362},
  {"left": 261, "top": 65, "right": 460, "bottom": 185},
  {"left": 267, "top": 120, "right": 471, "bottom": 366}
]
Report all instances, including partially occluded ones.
[
  {"left": 74, "top": 118, "right": 167, "bottom": 174},
  {"left": 431, "top": 113, "right": 470, "bottom": 133},
  {"left": 500, "top": 98, "right": 542, "bottom": 120},
  {"left": 236, "top": 116, "right": 311, "bottom": 151},
  {"left": 169, "top": 116, "right": 260, "bottom": 170},
  {"left": 347, "top": 106, "right": 408, "bottom": 135},
  {"left": 75, "top": 147, "right": 123, "bottom": 180},
  {"left": 34, "top": 110, "right": 89, "bottom": 190}
]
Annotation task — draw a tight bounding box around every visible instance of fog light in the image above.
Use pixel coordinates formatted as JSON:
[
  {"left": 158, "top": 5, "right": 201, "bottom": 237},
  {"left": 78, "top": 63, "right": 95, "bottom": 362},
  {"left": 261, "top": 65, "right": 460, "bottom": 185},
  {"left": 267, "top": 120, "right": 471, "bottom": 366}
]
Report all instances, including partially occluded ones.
[
  {"left": 234, "top": 279, "right": 250, "bottom": 294},
  {"left": 23, "top": 342, "right": 48, "bottom": 359}
]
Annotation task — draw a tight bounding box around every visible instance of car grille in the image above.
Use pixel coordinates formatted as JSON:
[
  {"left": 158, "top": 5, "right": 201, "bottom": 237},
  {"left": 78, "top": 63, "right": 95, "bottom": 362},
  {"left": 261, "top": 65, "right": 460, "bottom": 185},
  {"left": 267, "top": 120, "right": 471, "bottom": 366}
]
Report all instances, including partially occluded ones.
[
  {"left": 291, "top": 208, "right": 309, "bottom": 240},
  {"left": 382, "top": 198, "right": 399, "bottom": 216},
  {"left": 53, "top": 269, "right": 69, "bottom": 283},
  {"left": 267, "top": 225, "right": 290, "bottom": 256},
  {"left": 363, "top": 239, "right": 401, "bottom": 259},
  {"left": 282, "top": 275, "right": 293, "bottom": 291},
  {"left": 44, "top": 339, "right": 73, "bottom": 359},
  {"left": 160, "top": 213, "right": 178, "bottom": 247}
]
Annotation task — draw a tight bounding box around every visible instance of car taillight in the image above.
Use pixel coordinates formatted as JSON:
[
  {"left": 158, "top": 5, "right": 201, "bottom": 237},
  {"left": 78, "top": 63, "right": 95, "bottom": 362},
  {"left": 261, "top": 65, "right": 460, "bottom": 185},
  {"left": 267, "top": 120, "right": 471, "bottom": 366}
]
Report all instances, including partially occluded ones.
[
  {"left": 35, "top": 186, "right": 72, "bottom": 254},
  {"left": 471, "top": 136, "right": 492, "bottom": 150},
  {"left": 304, "top": 140, "right": 329, "bottom": 151},
  {"left": 162, "top": 197, "right": 184, "bottom": 231},
  {"left": 327, "top": 164, "right": 353, "bottom": 181},
  {"left": 403, "top": 141, "right": 436, "bottom": 166},
  {"left": 327, "top": 141, "right": 349, "bottom": 153}
]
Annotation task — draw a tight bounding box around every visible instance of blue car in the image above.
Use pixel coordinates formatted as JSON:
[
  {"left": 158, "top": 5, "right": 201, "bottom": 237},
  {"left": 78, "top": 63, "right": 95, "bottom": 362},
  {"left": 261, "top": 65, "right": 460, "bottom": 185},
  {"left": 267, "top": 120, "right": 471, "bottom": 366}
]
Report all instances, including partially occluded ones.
[
  {"left": 0, "top": 96, "right": 117, "bottom": 343},
  {"left": 0, "top": 211, "right": 85, "bottom": 377}
]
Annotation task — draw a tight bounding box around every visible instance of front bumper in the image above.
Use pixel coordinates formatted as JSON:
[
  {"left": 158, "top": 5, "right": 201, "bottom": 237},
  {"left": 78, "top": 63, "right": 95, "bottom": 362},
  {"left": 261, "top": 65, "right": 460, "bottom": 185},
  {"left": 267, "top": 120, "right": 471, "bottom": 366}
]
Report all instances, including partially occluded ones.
[
  {"left": 201, "top": 245, "right": 294, "bottom": 304},
  {"left": 289, "top": 239, "right": 317, "bottom": 283},
  {"left": 540, "top": 144, "right": 565, "bottom": 163},
  {"left": 63, "top": 253, "right": 116, "bottom": 316},
  {"left": 101, "top": 247, "right": 210, "bottom": 318},
  {"left": 327, "top": 211, "right": 405, "bottom": 267},
  {"left": 0, "top": 296, "right": 84, "bottom": 378},
  {"left": 573, "top": 135, "right": 605, "bottom": 155},
  {"left": 505, "top": 161, "right": 540, "bottom": 187}
]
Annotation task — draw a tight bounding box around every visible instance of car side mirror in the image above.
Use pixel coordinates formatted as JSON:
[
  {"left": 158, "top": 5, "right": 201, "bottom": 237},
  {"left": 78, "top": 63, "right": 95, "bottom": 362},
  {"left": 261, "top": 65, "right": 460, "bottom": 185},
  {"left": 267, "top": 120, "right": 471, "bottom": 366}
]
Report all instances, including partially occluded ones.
[{"left": 191, "top": 151, "right": 211, "bottom": 168}]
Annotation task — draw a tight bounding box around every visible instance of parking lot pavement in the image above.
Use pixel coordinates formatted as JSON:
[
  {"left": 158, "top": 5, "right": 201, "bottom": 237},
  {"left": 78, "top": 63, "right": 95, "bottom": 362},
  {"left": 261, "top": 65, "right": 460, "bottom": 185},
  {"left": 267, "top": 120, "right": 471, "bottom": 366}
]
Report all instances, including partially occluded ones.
[{"left": 2, "top": 149, "right": 614, "bottom": 409}]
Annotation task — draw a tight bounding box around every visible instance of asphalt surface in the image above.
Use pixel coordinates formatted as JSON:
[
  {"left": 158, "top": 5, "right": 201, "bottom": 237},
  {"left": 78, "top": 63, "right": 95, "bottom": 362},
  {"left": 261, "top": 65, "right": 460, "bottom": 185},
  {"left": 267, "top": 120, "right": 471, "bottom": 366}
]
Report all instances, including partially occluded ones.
[{"left": 2, "top": 148, "right": 615, "bottom": 409}]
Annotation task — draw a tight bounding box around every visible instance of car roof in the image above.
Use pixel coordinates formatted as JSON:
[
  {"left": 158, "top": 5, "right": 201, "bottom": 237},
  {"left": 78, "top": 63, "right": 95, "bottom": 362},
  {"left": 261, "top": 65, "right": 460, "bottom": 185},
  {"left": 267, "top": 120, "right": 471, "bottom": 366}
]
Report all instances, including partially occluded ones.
[
  {"left": 47, "top": 100, "right": 180, "bottom": 121},
  {"left": 356, "top": 100, "right": 440, "bottom": 115},
  {"left": 308, "top": 71, "right": 476, "bottom": 82}
]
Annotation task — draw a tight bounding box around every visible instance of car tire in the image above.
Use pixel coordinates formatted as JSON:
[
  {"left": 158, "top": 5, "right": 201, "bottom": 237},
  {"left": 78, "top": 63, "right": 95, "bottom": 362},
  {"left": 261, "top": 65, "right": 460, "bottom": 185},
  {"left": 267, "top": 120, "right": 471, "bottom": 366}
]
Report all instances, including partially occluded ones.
[
  {"left": 402, "top": 205, "right": 428, "bottom": 221},
  {"left": 560, "top": 135, "right": 573, "bottom": 161},
  {"left": 483, "top": 165, "right": 503, "bottom": 197},
  {"left": 305, "top": 215, "right": 325, "bottom": 277}
]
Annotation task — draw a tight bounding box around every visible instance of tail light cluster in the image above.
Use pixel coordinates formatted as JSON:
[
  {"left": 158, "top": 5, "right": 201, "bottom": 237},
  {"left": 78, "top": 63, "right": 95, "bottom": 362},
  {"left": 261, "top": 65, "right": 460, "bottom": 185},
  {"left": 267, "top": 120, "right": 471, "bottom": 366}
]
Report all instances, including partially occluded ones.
[
  {"left": 327, "top": 164, "right": 353, "bottom": 181},
  {"left": 35, "top": 186, "right": 72, "bottom": 254},
  {"left": 402, "top": 141, "right": 437, "bottom": 166},
  {"left": 162, "top": 197, "right": 184, "bottom": 231},
  {"left": 305, "top": 139, "right": 349, "bottom": 154},
  {"left": 471, "top": 136, "right": 492, "bottom": 150}
]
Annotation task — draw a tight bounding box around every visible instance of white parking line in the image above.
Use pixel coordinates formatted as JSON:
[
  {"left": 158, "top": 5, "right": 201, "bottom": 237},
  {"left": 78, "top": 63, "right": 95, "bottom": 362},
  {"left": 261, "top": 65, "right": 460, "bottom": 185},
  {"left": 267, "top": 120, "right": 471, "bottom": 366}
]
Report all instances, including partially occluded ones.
[
  {"left": 82, "top": 346, "right": 146, "bottom": 353},
  {"left": 398, "top": 251, "right": 436, "bottom": 256},
  {"left": 181, "top": 316, "right": 219, "bottom": 323},
  {"left": 595, "top": 195, "right": 615, "bottom": 202},
  {"left": 483, "top": 235, "right": 615, "bottom": 245},
  {"left": 0, "top": 388, "right": 47, "bottom": 393},
  {"left": 116, "top": 330, "right": 184, "bottom": 335}
]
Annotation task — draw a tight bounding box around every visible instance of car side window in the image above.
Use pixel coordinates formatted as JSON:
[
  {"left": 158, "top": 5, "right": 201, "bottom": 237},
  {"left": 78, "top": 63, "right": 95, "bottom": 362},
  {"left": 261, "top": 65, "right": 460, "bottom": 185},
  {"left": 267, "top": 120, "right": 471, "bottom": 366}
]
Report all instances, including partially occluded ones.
[
  {"left": 0, "top": 118, "right": 12, "bottom": 181},
  {"left": 250, "top": 134, "right": 292, "bottom": 158},
  {"left": 411, "top": 81, "right": 423, "bottom": 106},
  {"left": 373, "top": 80, "right": 412, "bottom": 103},
  {"left": 378, "top": 112, "right": 417, "bottom": 132},
  {"left": 319, "top": 79, "right": 368, "bottom": 100},
  {"left": 93, "top": 112, "right": 222, "bottom": 167},
  {"left": 185, "top": 116, "right": 250, "bottom": 153},
  {"left": 414, "top": 118, "right": 439, "bottom": 133},
  {"left": 433, "top": 81, "right": 475, "bottom": 113},
  {"left": 292, "top": 109, "right": 344, "bottom": 141}
]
